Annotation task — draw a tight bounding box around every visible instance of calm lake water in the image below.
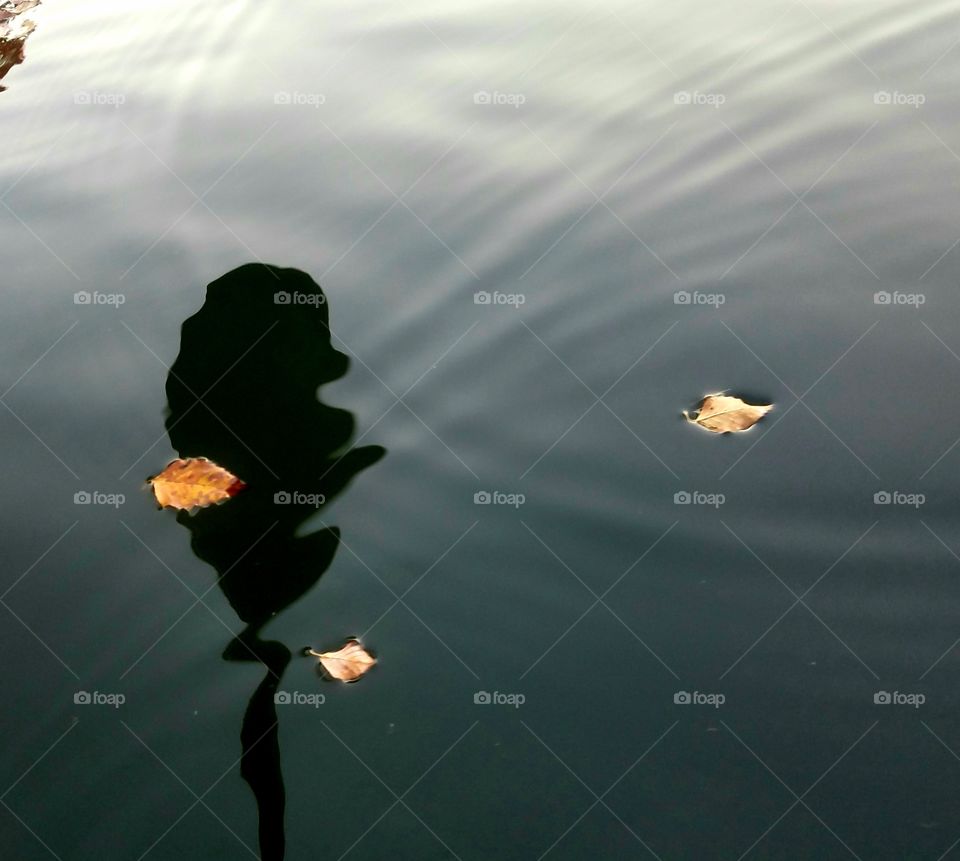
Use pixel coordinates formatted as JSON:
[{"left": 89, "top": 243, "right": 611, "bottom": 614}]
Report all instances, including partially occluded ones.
[{"left": 4, "top": 1, "right": 960, "bottom": 858}]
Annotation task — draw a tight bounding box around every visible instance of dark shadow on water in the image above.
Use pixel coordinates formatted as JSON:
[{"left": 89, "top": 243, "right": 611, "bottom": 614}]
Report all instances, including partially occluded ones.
[{"left": 162, "top": 263, "right": 384, "bottom": 860}]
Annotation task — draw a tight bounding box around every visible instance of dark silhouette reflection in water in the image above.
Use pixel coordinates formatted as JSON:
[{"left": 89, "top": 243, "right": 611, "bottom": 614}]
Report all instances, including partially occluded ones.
[{"left": 163, "top": 263, "right": 385, "bottom": 860}]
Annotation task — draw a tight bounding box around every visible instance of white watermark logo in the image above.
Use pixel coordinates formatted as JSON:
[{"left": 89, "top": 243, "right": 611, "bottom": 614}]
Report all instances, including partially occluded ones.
[
  {"left": 874, "top": 291, "right": 924, "bottom": 307},
  {"left": 473, "top": 90, "right": 526, "bottom": 109},
  {"left": 874, "top": 90, "right": 925, "bottom": 108},
  {"left": 874, "top": 690, "right": 924, "bottom": 708},
  {"left": 474, "top": 490, "right": 525, "bottom": 508},
  {"left": 674, "top": 90, "right": 725, "bottom": 108},
  {"left": 74, "top": 91, "right": 126, "bottom": 107},
  {"left": 474, "top": 290, "right": 525, "bottom": 308},
  {"left": 274, "top": 91, "right": 325, "bottom": 107},
  {"left": 674, "top": 290, "right": 725, "bottom": 307},
  {"left": 274, "top": 691, "right": 326, "bottom": 707},
  {"left": 73, "top": 490, "right": 127, "bottom": 508},
  {"left": 674, "top": 690, "right": 725, "bottom": 708},
  {"left": 674, "top": 490, "right": 725, "bottom": 508},
  {"left": 274, "top": 491, "right": 326, "bottom": 507},
  {"left": 74, "top": 291, "right": 125, "bottom": 307},
  {"left": 74, "top": 491, "right": 125, "bottom": 508},
  {"left": 873, "top": 490, "right": 924, "bottom": 508},
  {"left": 274, "top": 290, "right": 326, "bottom": 306},
  {"left": 474, "top": 690, "right": 525, "bottom": 708},
  {"left": 74, "top": 691, "right": 126, "bottom": 708}
]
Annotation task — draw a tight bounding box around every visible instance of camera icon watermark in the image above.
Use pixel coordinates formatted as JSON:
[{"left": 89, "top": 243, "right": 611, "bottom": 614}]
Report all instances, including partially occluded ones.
[
  {"left": 273, "top": 490, "right": 326, "bottom": 507},
  {"left": 274, "top": 91, "right": 325, "bottom": 107},
  {"left": 74, "top": 290, "right": 125, "bottom": 307},
  {"left": 873, "top": 490, "right": 924, "bottom": 508},
  {"left": 473, "top": 90, "right": 526, "bottom": 109},
  {"left": 74, "top": 490, "right": 125, "bottom": 508},
  {"left": 474, "top": 290, "right": 525, "bottom": 308},
  {"left": 673, "top": 490, "right": 725, "bottom": 508},
  {"left": 674, "top": 690, "right": 725, "bottom": 708},
  {"left": 474, "top": 690, "right": 525, "bottom": 708},
  {"left": 74, "top": 91, "right": 126, "bottom": 108},
  {"left": 74, "top": 690, "right": 126, "bottom": 708},
  {"left": 474, "top": 490, "right": 525, "bottom": 508},
  {"left": 873, "top": 90, "right": 925, "bottom": 108},
  {"left": 274, "top": 290, "right": 325, "bottom": 306},
  {"left": 673, "top": 90, "right": 725, "bottom": 108},
  {"left": 874, "top": 690, "right": 924, "bottom": 708},
  {"left": 674, "top": 290, "right": 725, "bottom": 307},
  {"left": 274, "top": 690, "right": 325, "bottom": 707},
  {"left": 873, "top": 291, "right": 924, "bottom": 307}
]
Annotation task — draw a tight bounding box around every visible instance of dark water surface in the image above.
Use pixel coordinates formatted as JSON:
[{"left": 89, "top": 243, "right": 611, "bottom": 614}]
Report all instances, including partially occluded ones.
[{"left": 4, "top": 1, "right": 960, "bottom": 858}]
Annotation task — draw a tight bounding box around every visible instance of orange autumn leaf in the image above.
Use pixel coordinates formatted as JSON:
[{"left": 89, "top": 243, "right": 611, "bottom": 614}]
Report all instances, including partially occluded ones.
[
  {"left": 683, "top": 393, "right": 773, "bottom": 434},
  {"left": 146, "top": 457, "right": 246, "bottom": 511},
  {"left": 307, "top": 639, "right": 376, "bottom": 682}
]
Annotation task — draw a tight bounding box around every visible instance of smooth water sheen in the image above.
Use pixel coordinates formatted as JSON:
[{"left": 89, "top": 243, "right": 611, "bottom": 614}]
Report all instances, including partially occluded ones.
[{"left": 4, "top": 1, "right": 960, "bottom": 858}]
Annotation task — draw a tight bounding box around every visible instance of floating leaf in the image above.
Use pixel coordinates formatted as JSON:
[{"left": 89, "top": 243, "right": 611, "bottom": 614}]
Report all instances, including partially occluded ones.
[
  {"left": 683, "top": 393, "right": 772, "bottom": 433},
  {"left": 0, "top": 0, "right": 37, "bottom": 92},
  {"left": 146, "top": 457, "right": 246, "bottom": 511},
  {"left": 0, "top": 1, "right": 39, "bottom": 39},
  {"left": 307, "top": 639, "right": 376, "bottom": 682}
]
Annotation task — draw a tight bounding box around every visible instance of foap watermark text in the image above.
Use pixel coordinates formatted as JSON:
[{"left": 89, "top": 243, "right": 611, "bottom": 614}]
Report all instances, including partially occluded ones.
[
  {"left": 274, "top": 91, "right": 325, "bottom": 107},
  {"left": 75, "top": 691, "right": 125, "bottom": 708},
  {"left": 275, "top": 691, "right": 326, "bottom": 707},
  {"left": 275, "top": 291, "right": 325, "bottom": 306},
  {"left": 874, "top": 690, "right": 924, "bottom": 708},
  {"left": 874, "top": 491, "right": 924, "bottom": 508},
  {"left": 74, "top": 491, "right": 125, "bottom": 508},
  {"left": 674, "top": 490, "right": 725, "bottom": 508},
  {"left": 874, "top": 90, "right": 925, "bottom": 108},
  {"left": 674, "top": 90, "right": 725, "bottom": 108},
  {"left": 75, "top": 291, "right": 125, "bottom": 307},
  {"left": 274, "top": 491, "right": 326, "bottom": 507},
  {"left": 474, "top": 90, "right": 526, "bottom": 108},
  {"left": 675, "top": 290, "right": 725, "bottom": 307},
  {"left": 474, "top": 690, "right": 525, "bottom": 708},
  {"left": 474, "top": 490, "right": 525, "bottom": 508},
  {"left": 475, "top": 290, "right": 525, "bottom": 307},
  {"left": 874, "top": 291, "right": 924, "bottom": 307},
  {"left": 674, "top": 690, "right": 725, "bottom": 708},
  {"left": 74, "top": 91, "right": 126, "bottom": 108}
]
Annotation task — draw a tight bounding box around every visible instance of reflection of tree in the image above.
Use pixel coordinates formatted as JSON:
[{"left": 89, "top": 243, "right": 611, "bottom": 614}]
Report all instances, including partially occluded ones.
[
  {"left": 163, "top": 263, "right": 385, "bottom": 860},
  {"left": 0, "top": 2, "right": 39, "bottom": 93}
]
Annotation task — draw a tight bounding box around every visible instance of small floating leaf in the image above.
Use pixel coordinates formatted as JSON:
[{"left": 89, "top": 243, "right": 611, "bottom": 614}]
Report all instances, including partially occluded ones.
[
  {"left": 683, "top": 393, "right": 772, "bottom": 434},
  {"left": 146, "top": 457, "right": 246, "bottom": 511},
  {"left": 308, "top": 639, "right": 376, "bottom": 682},
  {"left": 0, "top": 1, "right": 39, "bottom": 39},
  {"left": 0, "top": 1, "right": 38, "bottom": 92}
]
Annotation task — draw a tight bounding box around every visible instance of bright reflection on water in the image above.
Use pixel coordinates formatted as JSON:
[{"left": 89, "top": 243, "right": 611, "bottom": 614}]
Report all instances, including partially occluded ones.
[{"left": 3, "top": 1, "right": 960, "bottom": 858}]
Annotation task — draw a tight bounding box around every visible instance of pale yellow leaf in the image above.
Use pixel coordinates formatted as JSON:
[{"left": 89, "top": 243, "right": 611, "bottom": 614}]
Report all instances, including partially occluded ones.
[
  {"left": 683, "top": 394, "right": 772, "bottom": 433},
  {"left": 308, "top": 639, "right": 376, "bottom": 682}
]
